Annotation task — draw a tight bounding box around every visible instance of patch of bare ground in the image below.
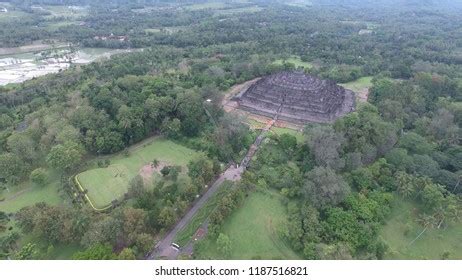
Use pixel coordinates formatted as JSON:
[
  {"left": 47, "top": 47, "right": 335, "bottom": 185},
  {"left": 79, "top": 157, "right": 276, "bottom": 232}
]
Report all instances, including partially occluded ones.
[
  {"left": 138, "top": 161, "right": 168, "bottom": 182},
  {"left": 357, "top": 88, "right": 369, "bottom": 102},
  {"left": 222, "top": 78, "right": 261, "bottom": 111}
]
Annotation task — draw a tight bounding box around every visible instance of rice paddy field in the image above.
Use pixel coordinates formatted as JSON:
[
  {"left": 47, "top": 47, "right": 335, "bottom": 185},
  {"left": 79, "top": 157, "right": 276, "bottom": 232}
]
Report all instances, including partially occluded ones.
[
  {"left": 0, "top": 47, "right": 134, "bottom": 86},
  {"left": 76, "top": 138, "right": 200, "bottom": 210}
]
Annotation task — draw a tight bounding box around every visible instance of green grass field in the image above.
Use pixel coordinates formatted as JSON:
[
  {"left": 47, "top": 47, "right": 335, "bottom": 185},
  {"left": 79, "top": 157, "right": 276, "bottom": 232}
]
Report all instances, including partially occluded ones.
[
  {"left": 270, "top": 127, "right": 304, "bottom": 143},
  {"left": 273, "top": 56, "right": 313, "bottom": 69},
  {"left": 43, "top": 5, "right": 88, "bottom": 20},
  {"left": 196, "top": 190, "right": 300, "bottom": 259},
  {"left": 213, "top": 6, "right": 263, "bottom": 16},
  {"left": 184, "top": 2, "right": 228, "bottom": 10},
  {"left": 340, "top": 76, "right": 373, "bottom": 92},
  {"left": 246, "top": 119, "right": 304, "bottom": 143},
  {"left": 76, "top": 138, "right": 200, "bottom": 209},
  {"left": 0, "top": 171, "right": 62, "bottom": 214},
  {"left": 145, "top": 28, "right": 162, "bottom": 34},
  {"left": 184, "top": 1, "right": 262, "bottom": 16},
  {"left": 380, "top": 197, "right": 462, "bottom": 259},
  {"left": 45, "top": 21, "right": 80, "bottom": 31},
  {"left": 0, "top": 10, "right": 32, "bottom": 22}
]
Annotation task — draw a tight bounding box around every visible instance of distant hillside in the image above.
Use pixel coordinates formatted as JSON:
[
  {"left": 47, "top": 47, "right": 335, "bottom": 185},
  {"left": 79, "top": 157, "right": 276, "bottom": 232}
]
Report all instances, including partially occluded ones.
[{"left": 310, "top": 0, "right": 462, "bottom": 10}]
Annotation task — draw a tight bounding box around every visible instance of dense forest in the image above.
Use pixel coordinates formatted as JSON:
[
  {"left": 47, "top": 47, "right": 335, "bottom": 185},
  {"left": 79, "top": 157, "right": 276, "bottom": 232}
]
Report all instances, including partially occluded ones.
[{"left": 1, "top": 0, "right": 462, "bottom": 260}]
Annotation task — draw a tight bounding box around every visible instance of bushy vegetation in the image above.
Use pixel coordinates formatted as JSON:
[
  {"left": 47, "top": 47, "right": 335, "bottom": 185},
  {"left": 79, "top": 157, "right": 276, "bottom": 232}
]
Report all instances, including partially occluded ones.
[{"left": 1, "top": 0, "right": 462, "bottom": 259}]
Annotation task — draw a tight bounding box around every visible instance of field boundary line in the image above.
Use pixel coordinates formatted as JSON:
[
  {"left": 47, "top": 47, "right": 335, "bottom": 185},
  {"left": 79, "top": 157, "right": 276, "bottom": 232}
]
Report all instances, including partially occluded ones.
[{"left": 73, "top": 174, "right": 112, "bottom": 211}]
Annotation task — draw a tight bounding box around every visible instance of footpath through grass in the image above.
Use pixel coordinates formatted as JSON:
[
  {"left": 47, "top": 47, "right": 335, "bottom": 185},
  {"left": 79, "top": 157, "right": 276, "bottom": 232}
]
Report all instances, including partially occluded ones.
[
  {"left": 0, "top": 171, "right": 62, "bottom": 213},
  {"left": 196, "top": 190, "right": 300, "bottom": 259},
  {"left": 77, "top": 138, "right": 200, "bottom": 210},
  {"left": 380, "top": 196, "right": 462, "bottom": 259}
]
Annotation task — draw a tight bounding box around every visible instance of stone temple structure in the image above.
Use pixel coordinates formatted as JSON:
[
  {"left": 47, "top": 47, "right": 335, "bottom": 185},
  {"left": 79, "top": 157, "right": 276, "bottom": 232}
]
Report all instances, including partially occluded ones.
[{"left": 233, "top": 71, "right": 355, "bottom": 124}]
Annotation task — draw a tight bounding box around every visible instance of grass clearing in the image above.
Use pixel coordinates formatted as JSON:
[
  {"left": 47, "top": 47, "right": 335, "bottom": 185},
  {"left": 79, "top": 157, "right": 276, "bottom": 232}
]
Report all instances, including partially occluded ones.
[
  {"left": 45, "top": 20, "right": 80, "bottom": 31},
  {"left": 185, "top": 2, "right": 228, "bottom": 10},
  {"left": 42, "top": 5, "right": 88, "bottom": 20},
  {"left": 273, "top": 56, "right": 313, "bottom": 69},
  {"left": 0, "top": 10, "right": 32, "bottom": 22},
  {"left": 340, "top": 76, "right": 373, "bottom": 92},
  {"left": 48, "top": 243, "right": 82, "bottom": 259},
  {"left": 76, "top": 138, "right": 200, "bottom": 210},
  {"left": 184, "top": 2, "right": 262, "bottom": 15},
  {"left": 340, "top": 76, "right": 373, "bottom": 102},
  {"left": 174, "top": 181, "right": 233, "bottom": 246},
  {"left": 270, "top": 126, "right": 304, "bottom": 143},
  {"left": 196, "top": 190, "right": 300, "bottom": 259},
  {"left": 246, "top": 119, "right": 304, "bottom": 143},
  {"left": 0, "top": 171, "right": 62, "bottom": 214},
  {"left": 145, "top": 26, "right": 186, "bottom": 35},
  {"left": 213, "top": 6, "right": 263, "bottom": 16},
  {"left": 145, "top": 28, "right": 162, "bottom": 34},
  {"left": 380, "top": 196, "right": 462, "bottom": 259}
]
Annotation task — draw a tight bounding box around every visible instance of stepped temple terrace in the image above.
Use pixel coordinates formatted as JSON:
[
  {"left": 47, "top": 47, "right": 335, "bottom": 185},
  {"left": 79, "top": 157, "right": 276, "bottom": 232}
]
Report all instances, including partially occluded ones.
[{"left": 233, "top": 71, "right": 355, "bottom": 124}]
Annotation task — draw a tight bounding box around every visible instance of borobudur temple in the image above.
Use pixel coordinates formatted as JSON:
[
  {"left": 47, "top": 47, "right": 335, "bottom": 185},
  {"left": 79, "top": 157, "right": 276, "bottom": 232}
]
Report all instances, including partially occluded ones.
[{"left": 233, "top": 71, "right": 355, "bottom": 124}]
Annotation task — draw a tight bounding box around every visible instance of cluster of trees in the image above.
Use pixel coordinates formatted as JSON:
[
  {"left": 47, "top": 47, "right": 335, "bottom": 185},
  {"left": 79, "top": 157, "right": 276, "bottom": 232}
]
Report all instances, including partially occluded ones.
[
  {"left": 131, "top": 154, "right": 221, "bottom": 236},
  {"left": 1, "top": 0, "right": 462, "bottom": 260},
  {"left": 0, "top": 44, "right": 258, "bottom": 186},
  {"left": 11, "top": 202, "right": 153, "bottom": 259},
  {"left": 3, "top": 1, "right": 462, "bottom": 83},
  {"left": 235, "top": 70, "right": 461, "bottom": 259},
  {"left": 1, "top": 150, "right": 222, "bottom": 259}
]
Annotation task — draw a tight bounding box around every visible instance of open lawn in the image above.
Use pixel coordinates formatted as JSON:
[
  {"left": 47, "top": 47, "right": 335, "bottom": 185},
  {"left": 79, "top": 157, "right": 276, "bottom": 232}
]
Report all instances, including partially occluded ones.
[
  {"left": 42, "top": 5, "right": 88, "bottom": 20},
  {"left": 340, "top": 76, "right": 373, "bottom": 102},
  {"left": 45, "top": 21, "right": 81, "bottom": 31},
  {"left": 76, "top": 138, "right": 200, "bottom": 210},
  {"left": 184, "top": 2, "right": 228, "bottom": 10},
  {"left": 0, "top": 10, "right": 32, "bottom": 22},
  {"left": 196, "top": 190, "right": 300, "bottom": 259},
  {"left": 0, "top": 171, "right": 62, "bottom": 214},
  {"left": 380, "top": 197, "right": 462, "bottom": 259},
  {"left": 184, "top": 2, "right": 262, "bottom": 15},
  {"left": 213, "top": 6, "right": 263, "bottom": 16},
  {"left": 145, "top": 26, "right": 187, "bottom": 35},
  {"left": 273, "top": 56, "right": 313, "bottom": 69},
  {"left": 340, "top": 76, "right": 373, "bottom": 92},
  {"left": 246, "top": 119, "right": 304, "bottom": 143},
  {"left": 270, "top": 126, "right": 304, "bottom": 143}
]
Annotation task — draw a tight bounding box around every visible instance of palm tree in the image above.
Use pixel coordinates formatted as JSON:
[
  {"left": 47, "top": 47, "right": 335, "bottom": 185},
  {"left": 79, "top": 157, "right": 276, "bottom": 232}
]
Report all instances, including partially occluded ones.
[
  {"left": 408, "top": 213, "right": 436, "bottom": 246},
  {"left": 396, "top": 172, "right": 415, "bottom": 198}
]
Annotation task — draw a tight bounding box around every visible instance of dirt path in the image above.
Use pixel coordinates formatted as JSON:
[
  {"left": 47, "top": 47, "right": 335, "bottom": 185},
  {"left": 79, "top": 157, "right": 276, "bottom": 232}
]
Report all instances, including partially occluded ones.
[{"left": 1, "top": 187, "right": 31, "bottom": 202}]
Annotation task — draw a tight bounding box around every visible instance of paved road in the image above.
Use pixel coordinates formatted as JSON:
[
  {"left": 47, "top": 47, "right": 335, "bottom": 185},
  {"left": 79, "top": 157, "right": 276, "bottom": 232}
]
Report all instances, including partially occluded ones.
[
  {"left": 147, "top": 165, "right": 244, "bottom": 259},
  {"left": 148, "top": 112, "right": 277, "bottom": 260}
]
